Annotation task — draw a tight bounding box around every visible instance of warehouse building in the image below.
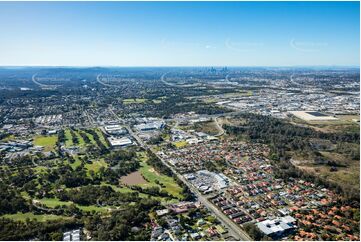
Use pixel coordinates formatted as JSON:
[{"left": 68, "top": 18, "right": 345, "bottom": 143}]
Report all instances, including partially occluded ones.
[
  {"left": 289, "top": 111, "right": 338, "bottom": 121},
  {"left": 256, "top": 216, "right": 296, "bottom": 239},
  {"left": 107, "top": 136, "right": 133, "bottom": 148},
  {"left": 134, "top": 121, "right": 164, "bottom": 132},
  {"left": 104, "top": 124, "right": 128, "bottom": 135}
]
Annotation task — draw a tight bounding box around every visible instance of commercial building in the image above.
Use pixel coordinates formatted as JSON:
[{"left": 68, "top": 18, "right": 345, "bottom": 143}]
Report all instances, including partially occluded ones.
[
  {"left": 256, "top": 216, "right": 296, "bottom": 239},
  {"left": 104, "top": 124, "right": 128, "bottom": 135},
  {"left": 107, "top": 136, "right": 133, "bottom": 148},
  {"left": 289, "top": 111, "right": 338, "bottom": 121},
  {"left": 134, "top": 121, "right": 164, "bottom": 132},
  {"left": 187, "top": 170, "right": 230, "bottom": 194},
  {"left": 63, "top": 229, "right": 81, "bottom": 241}
]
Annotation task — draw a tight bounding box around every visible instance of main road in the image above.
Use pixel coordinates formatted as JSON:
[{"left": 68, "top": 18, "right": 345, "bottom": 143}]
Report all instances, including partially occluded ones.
[
  {"left": 154, "top": 154, "right": 253, "bottom": 241},
  {"left": 108, "top": 106, "right": 252, "bottom": 241},
  {"left": 96, "top": 74, "right": 118, "bottom": 87},
  {"left": 214, "top": 117, "right": 225, "bottom": 137},
  {"left": 31, "top": 74, "right": 61, "bottom": 89}
]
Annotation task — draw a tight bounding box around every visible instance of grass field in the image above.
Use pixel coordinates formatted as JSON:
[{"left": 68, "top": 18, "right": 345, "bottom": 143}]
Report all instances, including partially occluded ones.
[
  {"left": 0, "top": 134, "right": 15, "bottom": 141},
  {"left": 123, "top": 98, "right": 147, "bottom": 104},
  {"left": 2, "top": 212, "right": 71, "bottom": 222},
  {"left": 77, "top": 205, "right": 110, "bottom": 212},
  {"left": 64, "top": 129, "right": 73, "bottom": 147},
  {"left": 99, "top": 183, "right": 179, "bottom": 204},
  {"left": 203, "top": 97, "right": 220, "bottom": 103},
  {"left": 297, "top": 162, "right": 360, "bottom": 192},
  {"left": 194, "top": 120, "right": 219, "bottom": 135},
  {"left": 224, "top": 91, "right": 253, "bottom": 97},
  {"left": 68, "top": 155, "right": 82, "bottom": 169},
  {"left": 94, "top": 128, "right": 109, "bottom": 147},
  {"left": 74, "top": 131, "right": 86, "bottom": 147},
  {"left": 138, "top": 157, "right": 183, "bottom": 199},
  {"left": 172, "top": 140, "right": 188, "bottom": 148},
  {"left": 21, "top": 191, "right": 31, "bottom": 199},
  {"left": 33, "top": 135, "right": 57, "bottom": 152},
  {"left": 36, "top": 197, "right": 111, "bottom": 213},
  {"left": 37, "top": 198, "right": 73, "bottom": 207},
  {"left": 100, "top": 183, "right": 151, "bottom": 199},
  {"left": 65, "top": 128, "right": 107, "bottom": 148},
  {"left": 82, "top": 131, "right": 96, "bottom": 143},
  {"left": 293, "top": 148, "right": 360, "bottom": 193},
  {"left": 33, "top": 166, "right": 49, "bottom": 174},
  {"left": 64, "top": 128, "right": 92, "bottom": 148},
  {"left": 291, "top": 116, "right": 360, "bottom": 133},
  {"left": 85, "top": 159, "right": 107, "bottom": 174}
]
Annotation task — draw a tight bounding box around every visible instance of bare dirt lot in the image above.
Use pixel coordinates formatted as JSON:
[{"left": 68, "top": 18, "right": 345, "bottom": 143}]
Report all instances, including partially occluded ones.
[{"left": 120, "top": 171, "right": 147, "bottom": 185}]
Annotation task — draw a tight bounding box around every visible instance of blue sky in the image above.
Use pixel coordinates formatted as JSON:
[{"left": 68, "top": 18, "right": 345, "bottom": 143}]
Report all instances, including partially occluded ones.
[{"left": 0, "top": 1, "right": 359, "bottom": 66}]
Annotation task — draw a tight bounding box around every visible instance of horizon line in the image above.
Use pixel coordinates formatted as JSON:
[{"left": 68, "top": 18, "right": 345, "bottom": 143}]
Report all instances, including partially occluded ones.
[{"left": 0, "top": 65, "right": 359, "bottom": 68}]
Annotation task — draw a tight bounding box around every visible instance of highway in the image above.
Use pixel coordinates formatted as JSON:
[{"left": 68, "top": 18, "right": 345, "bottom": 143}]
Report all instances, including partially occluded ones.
[
  {"left": 108, "top": 106, "right": 252, "bottom": 241},
  {"left": 160, "top": 73, "right": 202, "bottom": 88},
  {"left": 214, "top": 117, "right": 225, "bottom": 137},
  {"left": 96, "top": 74, "right": 118, "bottom": 87},
  {"left": 31, "top": 74, "right": 61, "bottom": 89},
  {"left": 225, "top": 73, "right": 230, "bottom": 82}
]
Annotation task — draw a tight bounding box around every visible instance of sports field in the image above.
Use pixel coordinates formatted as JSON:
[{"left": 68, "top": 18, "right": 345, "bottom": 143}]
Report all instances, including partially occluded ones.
[{"left": 33, "top": 135, "right": 57, "bottom": 152}]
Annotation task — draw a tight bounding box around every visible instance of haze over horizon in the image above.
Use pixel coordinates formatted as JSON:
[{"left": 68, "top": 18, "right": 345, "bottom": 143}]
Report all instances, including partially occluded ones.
[{"left": 0, "top": 1, "right": 359, "bottom": 67}]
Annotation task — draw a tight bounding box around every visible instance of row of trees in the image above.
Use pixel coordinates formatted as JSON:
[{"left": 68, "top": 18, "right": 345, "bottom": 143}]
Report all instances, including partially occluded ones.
[
  {"left": 84, "top": 129, "right": 108, "bottom": 154},
  {"left": 56, "top": 185, "right": 140, "bottom": 206}
]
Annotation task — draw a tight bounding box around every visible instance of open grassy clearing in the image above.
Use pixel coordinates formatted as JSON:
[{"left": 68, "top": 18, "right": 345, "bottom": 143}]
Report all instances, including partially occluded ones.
[
  {"left": 138, "top": 158, "right": 183, "bottom": 199},
  {"left": 75, "top": 132, "right": 86, "bottom": 147},
  {"left": 85, "top": 159, "right": 107, "bottom": 174},
  {"left": 36, "top": 197, "right": 111, "bottom": 213},
  {"left": 2, "top": 212, "right": 72, "bottom": 222},
  {"left": 293, "top": 150, "right": 360, "bottom": 192},
  {"left": 33, "top": 166, "right": 49, "bottom": 174},
  {"left": 100, "top": 183, "right": 149, "bottom": 199},
  {"left": 76, "top": 205, "right": 111, "bottom": 212},
  {"left": 0, "top": 134, "right": 15, "bottom": 141},
  {"left": 161, "top": 133, "right": 171, "bottom": 141},
  {"left": 172, "top": 140, "right": 188, "bottom": 148},
  {"left": 37, "top": 198, "right": 73, "bottom": 207},
  {"left": 82, "top": 130, "right": 96, "bottom": 143},
  {"left": 67, "top": 155, "right": 82, "bottom": 169},
  {"left": 152, "top": 96, "right": 167, "bottom": 104},
  {"left": 33, "top": 135, "right": 57, "bottom": 152},
  {"left": 200, "top": 91, "right": 252, "bottom": 99},
  {"left": 20, "top": 191, "right": 31, "bottom": 199},
  {"left": 193, "top": 120, "right": 219, "bottom": 135},
  {"left": 297, "top": 162, "right": 360, "bottom": 191},
  {"left": 203, "top": 97, "right": 220, "bottom": 103},
  {"left": 123, "top": 98, "right": 147, "bottom": 104},
  {"left": 336, "top": 115, "right": 360, "bottom": 122},
  {"left": 64, "top": 129, "right": 73, "bottom": 147},
  {"left": 94, "top": 128, "right": 109, "bottom": 147},
  {"left": 64, "top": 128, "right": 97, "bottom": 148},
  {"left": 291, "top": 116, "right": 360, "bottom": 133},
  {"left": 99, "top": 183, "right": 177, "bottom": 203}
]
